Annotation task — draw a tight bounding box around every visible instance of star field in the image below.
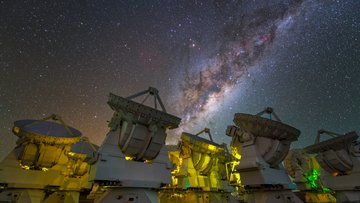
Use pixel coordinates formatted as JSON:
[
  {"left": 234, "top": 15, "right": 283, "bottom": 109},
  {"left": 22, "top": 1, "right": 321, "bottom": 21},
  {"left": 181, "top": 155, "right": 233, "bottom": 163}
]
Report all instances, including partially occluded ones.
[{"left": 1, "top": 0, "right": 360, "bottom": 159}]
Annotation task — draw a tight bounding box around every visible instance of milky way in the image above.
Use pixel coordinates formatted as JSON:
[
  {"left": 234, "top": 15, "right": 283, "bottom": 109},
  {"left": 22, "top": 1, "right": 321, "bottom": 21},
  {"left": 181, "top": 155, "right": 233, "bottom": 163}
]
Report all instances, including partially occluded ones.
[
  {"left": 1, "top": 0, "right": 359, "bottom": 158},
  {"left": 171, "top": 0, "right": 304, "bottom": 141}
]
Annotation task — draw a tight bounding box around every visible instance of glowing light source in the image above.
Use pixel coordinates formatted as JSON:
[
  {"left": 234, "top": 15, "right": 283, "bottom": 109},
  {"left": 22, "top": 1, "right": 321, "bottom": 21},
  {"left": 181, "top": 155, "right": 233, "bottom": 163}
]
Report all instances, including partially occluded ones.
[
  {"left": 20, "top": 164, "right": 30, "bottom": 170},
  {"left": 144, "top": 160, "right": 153, "bottom": 164},
  {"left": 207, "top": 144, "right": 217, "bottom": 151},
  {"left": 67, "top": 152, "right": 76, "bottom": 156},
  {"left": 231, "top": 146, "right": 241, "bottom": 160},
  {"left": 125, "top": 156, "right": 134, "bottom": 161},
  {"left": 305, "top": 169, "right": 320, "bottom": 190},
  {"left": 304, "top": 169, "right": 332, "bottom": 193}
]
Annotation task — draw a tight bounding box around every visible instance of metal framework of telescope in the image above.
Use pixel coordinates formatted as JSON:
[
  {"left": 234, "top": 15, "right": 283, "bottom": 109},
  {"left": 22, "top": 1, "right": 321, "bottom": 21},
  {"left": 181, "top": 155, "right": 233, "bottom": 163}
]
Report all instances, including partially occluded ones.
[{"left": 159, "top": 128, "right": 236, "bottom": 203}]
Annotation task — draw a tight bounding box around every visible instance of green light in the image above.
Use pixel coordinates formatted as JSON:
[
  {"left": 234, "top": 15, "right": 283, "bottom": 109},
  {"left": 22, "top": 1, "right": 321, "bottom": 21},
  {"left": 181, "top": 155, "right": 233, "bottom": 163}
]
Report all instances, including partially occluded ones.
[
  {"left": 322, "top": 187, "right": 332, "bottom": 193},
  {"left": 305, "top": 169, "right": 333, "bottom": 193},
  {"left": 305, "top": 169, "right": 320, "bottom": 190}
]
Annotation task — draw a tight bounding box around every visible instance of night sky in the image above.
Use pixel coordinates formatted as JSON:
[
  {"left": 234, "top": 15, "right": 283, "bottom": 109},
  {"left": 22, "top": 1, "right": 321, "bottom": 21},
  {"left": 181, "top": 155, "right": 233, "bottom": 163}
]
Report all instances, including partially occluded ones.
[{"left": 1, "top": 0, "right": 360, "bottom": 160}]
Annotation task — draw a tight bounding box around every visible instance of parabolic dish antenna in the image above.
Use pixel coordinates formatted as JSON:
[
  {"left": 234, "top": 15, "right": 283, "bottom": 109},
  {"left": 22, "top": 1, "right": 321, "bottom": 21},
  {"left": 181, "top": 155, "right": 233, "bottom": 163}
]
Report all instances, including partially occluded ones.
[
  {"left": 305, "top": 131, "right": 358, "bottom": 154},
  {"left": 13, "top": 114, "right": 81, "bottom": 144},
  {"left": 233, "top": 113, "right": 300, "bottom": 141}
]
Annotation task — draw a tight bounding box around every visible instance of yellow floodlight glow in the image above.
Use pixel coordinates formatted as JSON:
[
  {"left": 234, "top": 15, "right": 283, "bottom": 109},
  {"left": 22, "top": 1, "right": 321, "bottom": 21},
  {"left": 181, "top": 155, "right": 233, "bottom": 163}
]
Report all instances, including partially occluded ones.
[
  {"left": 20, "top": 164, "right": 30, "bottom": 170},
  {"left": 144, "top": 160, "right": 153, "bottom": 164},
  {"left": 67, "top": 152, "right": 76, "bottom": 156},
  {"left": 231, "top": 146, "right": 241, "bottom": 160},
  {"left": 207, "top": 144, "right": 217, "bottom": 151},
  {"left": 125, "top": 156, "right": 134, "bottom": 161}
]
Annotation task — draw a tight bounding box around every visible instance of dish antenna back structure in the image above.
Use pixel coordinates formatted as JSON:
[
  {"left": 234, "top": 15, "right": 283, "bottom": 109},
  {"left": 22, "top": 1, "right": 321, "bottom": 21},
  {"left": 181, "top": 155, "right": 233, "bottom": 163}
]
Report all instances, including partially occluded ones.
[
  {"left": 159, "top": 128, "right": 236, "bottom": 203},
  {"left": 226, "top": 107, "right": 302, "bottom": 203},
  {"left": 88, "top": 87, "right": 181, "bottom": 203},
  {"left": 305, "top": 129, "right": 360, "bottom": 202}
]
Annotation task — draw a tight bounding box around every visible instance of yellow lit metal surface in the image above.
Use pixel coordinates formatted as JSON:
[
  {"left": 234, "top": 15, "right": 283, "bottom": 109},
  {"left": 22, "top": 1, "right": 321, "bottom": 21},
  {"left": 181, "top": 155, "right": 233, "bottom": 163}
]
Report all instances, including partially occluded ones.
[
  {"left": 67, "top": 152, "right": 76, "bottom": 156},
  {"left": 305, "top": 192, "right": 336, "bottom": 203},
  {"left": 144, "top": 160, "right": 153, "bottom": 164},
  {"left": 207, "top": 144, "right": 217, "bottom": 151},
  {"left": 192, "top": 152, "right": 211, "bottom": 172},
  {"left": 227, "top": 160, "right": 241, "bottom": 185},
  {"left": 231, "top": 146, "right": 241, "bottom": 160},
  {"left": 125, "top": 156, "right": 134, "bottom": 160},
  {"left": 225, "top": 145, "right": 242, "bottom": 188},
  {"left": 20, "top": 164, "right": 31, "bottom": 170},
  {"left": 159, "top": 189, "right": 234, "bottom": 203},
  {"left": 20, "top": 143, "right": 38, "bottom": 166},
  {"left": 166, "top": 131, "right": 234, "bottom": 196},
  {"left": 331, "top": 172, "right": 339, "bottom": 177},
  {"left": 12, "top": 126, "right": 20, "bottom": 135},
  {"left": 37, "top": 145, "right": 63, "bottom": 168},
  {"left": 18, "top": 133, "right": 80, "bottom": 145}
]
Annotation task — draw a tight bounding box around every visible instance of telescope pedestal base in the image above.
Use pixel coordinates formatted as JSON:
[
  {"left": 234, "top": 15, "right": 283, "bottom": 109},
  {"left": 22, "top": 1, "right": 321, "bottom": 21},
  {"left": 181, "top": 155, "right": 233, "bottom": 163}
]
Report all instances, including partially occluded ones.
[
  {"left": 0, "top": 189, "right": 80, "bottom": 203},
  {"left": 244, "top": 190, "right": 302, "bottom": 203},
  {"left": 0, "top": 189, "right": 44, "bottom": 203},
  {"left": 94, "top": 188, "right": 158, "bottom": 203},
  {"left": 322, "top": 172, "right": 360, "bottom": 202},
  {"left": 336, "top": 191, "right": 360, "bottom": 203},
  {"left": 158, "top": 189, "right": 238, "bottom": 203},
  {"left": 293, "top": 191, "right": 336, "bottom": 203}
]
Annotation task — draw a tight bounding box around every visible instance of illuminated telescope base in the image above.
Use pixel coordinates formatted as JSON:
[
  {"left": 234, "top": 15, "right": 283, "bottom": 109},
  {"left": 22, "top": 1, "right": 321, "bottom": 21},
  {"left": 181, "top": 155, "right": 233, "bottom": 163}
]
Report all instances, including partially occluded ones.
[
  {"left": 89, "top": 187, "right": 162, "bottom": 203},
  {"left": 0, "top": 188, "right": 80, "bottom": 203},
  {"left": 241, "top": 190, "right": 302, "bottom": 203},
  {"left": 158, "top": 189, "right": 238, "bottom": 203},
  {"left": 319, "top": 172, "right": 360, "bottom": 202},
  {"left": 292, "top": 191, "right": 336, "bottom": 203}
]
